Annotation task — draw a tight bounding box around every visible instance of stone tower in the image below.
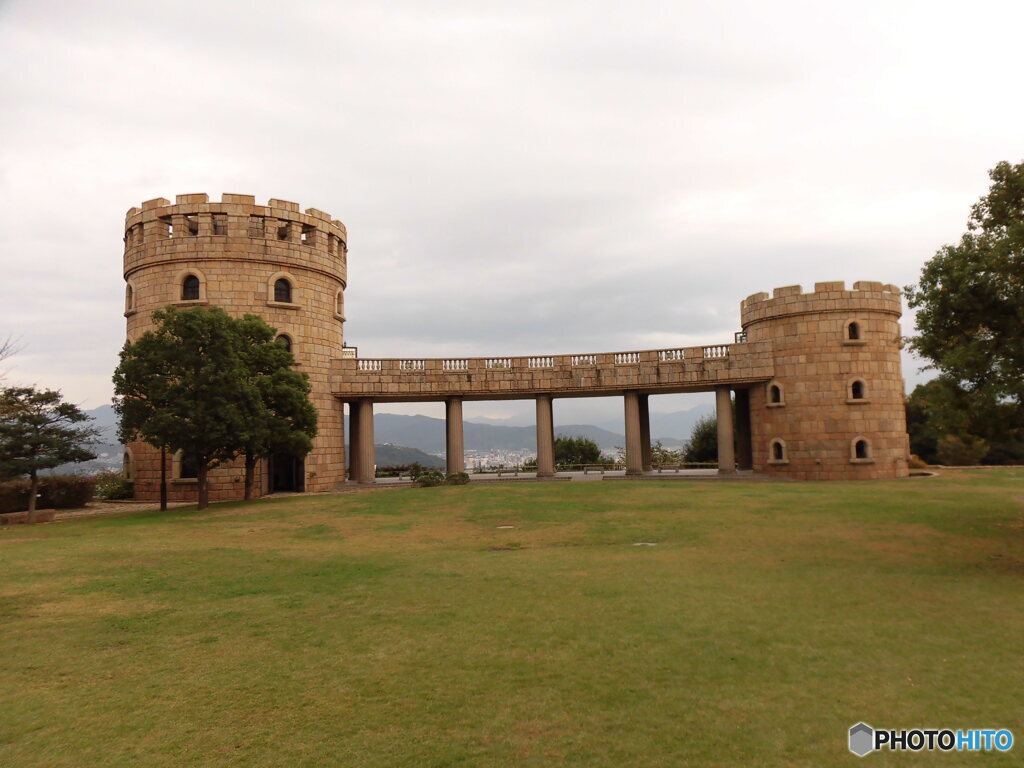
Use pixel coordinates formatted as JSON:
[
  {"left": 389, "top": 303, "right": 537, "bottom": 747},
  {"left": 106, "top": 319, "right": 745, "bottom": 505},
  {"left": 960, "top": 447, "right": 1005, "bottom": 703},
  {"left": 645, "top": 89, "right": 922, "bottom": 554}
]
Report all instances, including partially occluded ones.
[
  {"left": 122, "top": 194, "right": 348, "bottom": 500},
  {"left": 739, "top": 281, "right": 909, "bottom": 480}
]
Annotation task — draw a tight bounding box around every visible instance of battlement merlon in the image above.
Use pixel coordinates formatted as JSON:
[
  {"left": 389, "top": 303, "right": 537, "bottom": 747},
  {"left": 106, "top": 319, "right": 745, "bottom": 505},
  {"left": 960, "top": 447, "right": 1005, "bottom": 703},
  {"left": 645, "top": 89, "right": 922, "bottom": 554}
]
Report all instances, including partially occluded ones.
[
  {"left": 124, "top": 194, "right": 347, "bottom": 242},
  {"left": 739, "top": 280, "right": 902, "bottom": 328}
]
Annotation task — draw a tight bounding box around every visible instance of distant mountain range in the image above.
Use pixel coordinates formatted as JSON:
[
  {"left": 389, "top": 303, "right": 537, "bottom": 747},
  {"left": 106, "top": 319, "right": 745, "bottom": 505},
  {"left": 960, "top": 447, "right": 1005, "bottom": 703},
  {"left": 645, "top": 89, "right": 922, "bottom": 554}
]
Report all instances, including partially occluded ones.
[{"left": 69, "top": 402, "right": 714, "bottom": 475}]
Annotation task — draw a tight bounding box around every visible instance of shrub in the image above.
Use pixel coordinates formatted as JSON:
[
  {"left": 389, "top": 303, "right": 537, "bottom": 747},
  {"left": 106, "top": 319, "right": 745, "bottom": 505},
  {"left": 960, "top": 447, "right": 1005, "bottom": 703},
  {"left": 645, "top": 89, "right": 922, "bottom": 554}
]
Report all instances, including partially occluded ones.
[
  {"left": 936, "top": 434, "right": 989, "bottom": 466},
  {"left": 407, "top": 462, "right": 425, "bottom": 481},
  {"left": 0, "top": 475, "right": 97, "bottom": 512},
  {"left": 94, "top": 470, "right": 134, "bottom": 500},
  {"left": 39, "top": 475, "right": 97, "bottom": 509},
  {"left": 445, "top": 472, "right": 470, "bottom": 485},
  {"left": 0, "top": 480, "right": 31, "bottom": 514},
  {"left": 416, "top": 470, "right": 445, "bottom": 487}
]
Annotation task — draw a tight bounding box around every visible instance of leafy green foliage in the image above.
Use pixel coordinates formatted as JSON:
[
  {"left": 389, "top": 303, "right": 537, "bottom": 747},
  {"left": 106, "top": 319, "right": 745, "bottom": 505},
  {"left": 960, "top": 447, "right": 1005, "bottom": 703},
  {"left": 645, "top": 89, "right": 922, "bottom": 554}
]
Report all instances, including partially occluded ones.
[
  {"left": 650, "top": 440, "right": 684, "bottom": 466},
  {"left": 553, "top": 435, "right": 602, "bottom": 467},
  {"left": 683, "top": 415, "right": 718, "bottom": 463},
  {"left": 444, "top": 472, "right": 470, "bottom": 485},
  {"left": 113, "top": 307, "right": 316, "bottom": 508},
  {"left": 905, "top": 161, "right": 1024, "bottom": 455},
  {"left": 0, "top": 387, "right": 98, "bottom": 519},
  {"left": 93, "top": 470, "right": 134, "bottom": 500},
  {"left": 415, "top": 469, "right": 445, "bottom": 487},
  {"left": 0, "top": 475, "right": 97, "bottom": 513}
]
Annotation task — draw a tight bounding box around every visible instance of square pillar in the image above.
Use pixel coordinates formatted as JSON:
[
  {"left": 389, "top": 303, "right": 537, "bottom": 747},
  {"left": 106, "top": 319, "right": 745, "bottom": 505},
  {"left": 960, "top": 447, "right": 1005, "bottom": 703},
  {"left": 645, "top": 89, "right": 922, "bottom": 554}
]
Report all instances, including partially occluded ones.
[
  {"left": 347, "top": 401, "right": 360, "bottom": 482},
  {"left": 535, "top": 395, "right": 555, "bottom": 477},
  {"left": 445, "top": 397, "right": 465, "bottom": 475},
  {"left": 639, "top": 394, "right": 652, "bottom": 472},
  {"left": 715, "top": 387, "right": 736, "bottom": 474},
  {"left": 624, "top": 391, "right": 643, "bottom": 476},
  {"left": 734, "top": 389, "right": 753, "bottom": 471}
]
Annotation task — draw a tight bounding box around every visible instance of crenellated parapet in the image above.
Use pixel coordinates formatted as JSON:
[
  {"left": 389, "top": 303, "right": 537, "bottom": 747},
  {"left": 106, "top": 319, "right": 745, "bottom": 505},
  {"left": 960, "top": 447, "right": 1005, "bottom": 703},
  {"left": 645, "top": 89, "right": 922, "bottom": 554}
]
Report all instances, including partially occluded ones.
[
  {"left": 123, "top": 193, "right": 348, "bottom": 286},
  {"left": 740, "top": 281, "right": 901, "bottom": 329}
]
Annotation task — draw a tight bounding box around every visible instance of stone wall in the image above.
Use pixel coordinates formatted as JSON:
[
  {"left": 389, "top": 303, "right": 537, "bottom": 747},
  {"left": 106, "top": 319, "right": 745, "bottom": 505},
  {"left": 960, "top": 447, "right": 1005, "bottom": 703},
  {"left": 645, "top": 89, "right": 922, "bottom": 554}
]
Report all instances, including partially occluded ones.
[
  {"left": 123, "top": 194, "right": 348, "bottom": 501},
  {"left": 740, "top": 281, "right": 909, "bottom": 480}
]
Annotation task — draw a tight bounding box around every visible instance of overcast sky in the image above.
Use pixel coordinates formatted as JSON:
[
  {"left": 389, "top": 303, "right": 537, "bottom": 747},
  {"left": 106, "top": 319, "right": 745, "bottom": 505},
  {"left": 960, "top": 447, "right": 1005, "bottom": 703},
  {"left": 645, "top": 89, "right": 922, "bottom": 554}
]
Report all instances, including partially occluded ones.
[{"left": 1, "top": 1, "right": 1021, "bottom": 425}]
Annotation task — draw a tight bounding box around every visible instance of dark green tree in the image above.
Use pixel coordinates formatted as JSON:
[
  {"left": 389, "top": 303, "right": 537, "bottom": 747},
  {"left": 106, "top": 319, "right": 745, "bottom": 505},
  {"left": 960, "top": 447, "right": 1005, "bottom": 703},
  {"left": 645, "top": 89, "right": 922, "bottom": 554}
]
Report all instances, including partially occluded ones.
[
  {"left": 553, "top": 435, "right": 602, "bottom": 468},
  {"left": 235, "top": 315, "right": 318, "bottom": 500},
  {"left": 683, "top": 415, "right": 718, "bottom": 464},
  {"left": 904, "top": 160, "right": 1024, "bottom": 456},
  {"left": 114, "top": 307, "right": 262, "bottom": 510},
  {"left": 0, "top": 387, "right": 98, "bottom": 522}
]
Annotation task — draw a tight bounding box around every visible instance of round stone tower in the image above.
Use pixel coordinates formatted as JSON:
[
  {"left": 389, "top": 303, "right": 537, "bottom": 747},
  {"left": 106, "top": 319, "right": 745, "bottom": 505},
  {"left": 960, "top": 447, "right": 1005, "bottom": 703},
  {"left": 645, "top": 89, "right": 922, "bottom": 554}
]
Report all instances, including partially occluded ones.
[
  {"left": 740, "top": 281, "right": 910, "bottom": 480},
  {"left": 122, "top": 193, "right": 348, "bottom": 501}
]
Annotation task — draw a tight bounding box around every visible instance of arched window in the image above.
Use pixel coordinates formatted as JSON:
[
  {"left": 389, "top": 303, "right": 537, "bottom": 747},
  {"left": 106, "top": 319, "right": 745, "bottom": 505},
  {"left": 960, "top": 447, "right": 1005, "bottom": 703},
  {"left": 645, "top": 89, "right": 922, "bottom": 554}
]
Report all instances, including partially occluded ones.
[
  {"left": 179, "top": 453, "right": 199, "bottom": 479},
  {"left": 274, "top": 278, "right": 292, "bottom": 303},
  {"left": 770, "top": 384, "right": 782, "bottom": 403},
  {"left": 854, "top": 439, "right": 869, "bottom": 459},
  {"left": 851, "top": 380, "right": 865, "bottom": 400},
  {"left": 768, "top": 438, "right": 788, "bottom": 464},
  {"left": 275, "top": 334, "right": 292, "bottom": 353},
  {"left": 335, "top": 289, "right": 345, "bottom": 319},
  {"left": 125, "top": 284, "right": 134, "bottom": 312},
  {"left": 182, "top": 274, "right": 200, "bottom": 301},
  {"left": 123, "top": 449, "right": 133, "bottom": 481},
  {"left": 847, "top": 321, "right": 860, "bottom": 341}
]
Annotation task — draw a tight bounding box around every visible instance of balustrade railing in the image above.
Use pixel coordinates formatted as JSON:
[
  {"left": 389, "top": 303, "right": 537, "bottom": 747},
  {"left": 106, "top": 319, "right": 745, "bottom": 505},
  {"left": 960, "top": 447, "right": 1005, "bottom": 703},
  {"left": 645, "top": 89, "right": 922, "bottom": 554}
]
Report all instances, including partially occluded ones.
[{"left": 346, "top": 343, "right": 737, "bottom": 373}]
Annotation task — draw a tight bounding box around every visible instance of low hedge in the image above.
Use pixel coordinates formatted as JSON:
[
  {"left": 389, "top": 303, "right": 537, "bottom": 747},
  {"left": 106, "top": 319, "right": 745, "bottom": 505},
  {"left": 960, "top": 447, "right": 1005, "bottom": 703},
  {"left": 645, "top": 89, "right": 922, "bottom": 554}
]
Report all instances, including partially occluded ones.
[{"left": 0, "top": 475, "right": 98, "bottom": 513}]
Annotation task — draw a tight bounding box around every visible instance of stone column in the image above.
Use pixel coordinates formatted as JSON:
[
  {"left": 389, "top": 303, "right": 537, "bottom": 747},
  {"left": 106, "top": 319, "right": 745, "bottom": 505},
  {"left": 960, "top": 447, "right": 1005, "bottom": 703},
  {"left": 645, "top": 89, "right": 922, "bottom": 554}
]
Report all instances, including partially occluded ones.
[
  {"left": 734, "top": 389, "right": 753, "bottom": 471},
  {"left": 624, "top": 391, "right": 643, "bottom": 476},
  {"left": 347, "top": 401, "right": 360, "bottom": 482},
  {"left": 715, "top": 387, "right": 736, "bottom": 475},
  {"left": 354, "top": 399, "right": 376, "bottom": 483},
  {"left": 445, "top": 397, "right": 465, "bottom": 475},
  {"left": 535, "top": 395, "right": 555, "bottom": 477},
  {"left": 639, "top": 394, "right": 652, "bottom": 472}
]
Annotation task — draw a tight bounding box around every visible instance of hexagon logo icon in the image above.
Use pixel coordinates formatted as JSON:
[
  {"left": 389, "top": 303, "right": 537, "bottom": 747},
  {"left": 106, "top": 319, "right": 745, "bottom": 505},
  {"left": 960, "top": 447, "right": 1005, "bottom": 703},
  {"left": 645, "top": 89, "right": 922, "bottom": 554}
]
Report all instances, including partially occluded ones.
[{"left": 849, "top": 722, "right": 874, "bottom": 757}]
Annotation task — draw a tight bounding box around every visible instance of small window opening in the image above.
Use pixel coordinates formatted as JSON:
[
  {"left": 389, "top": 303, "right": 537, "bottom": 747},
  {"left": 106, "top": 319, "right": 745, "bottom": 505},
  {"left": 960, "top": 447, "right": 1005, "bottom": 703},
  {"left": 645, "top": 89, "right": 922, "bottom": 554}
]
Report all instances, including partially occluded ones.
[
  {"left": 328, "top": 235, "right": 337, "bottom": 256},
  {"left": 180, "top": 454, "right": 199, "bottom": 479},
  {"left": 125, "top": 284, "right": 134, "bottom": 310},
  {"left": 847, "top": 321, "right": 860, "bottom": 341},
  {"left": 212, "top": 214, "right": 228, "bottom": 235},
  {"left": 275, "top": 334, "right": 292, "bottom": 353},
  {"left": 335, "top": 291, "right": 344, "bottom": 317},
  {"left": 855, "top": 440, "right": 869, "bottom": 459},
  {"left": 182, "top": 275, "right": 200, "bottom": 301},
  {"left": 277, "top": 222, "right": 291, "bottom": 241},
  {"left": 769, "top": 384, "right": 782, "bottom": 404},
  {"left": 274, "top": 278, "right": 292, "bottom": 303},
  {"left": 159, "top": 215, "right": 173, "bottom": 237},
  {"left": 248, "top": 216, "right": 265, "bottom": 237},
  {"left": 186, "top": 215, "right": 199, "bottom": 235},
  {"left": 301, "top": 224, "right": 316, "bottom": 245},
  {"left": 772, "top": 441, "right": 784, "bottom": 461},
  {"left": 851, "top": 380, "right": 865, "bottom": 400},
  {"left": 123, "top": 452, "right": 132, "bottom": 480}
]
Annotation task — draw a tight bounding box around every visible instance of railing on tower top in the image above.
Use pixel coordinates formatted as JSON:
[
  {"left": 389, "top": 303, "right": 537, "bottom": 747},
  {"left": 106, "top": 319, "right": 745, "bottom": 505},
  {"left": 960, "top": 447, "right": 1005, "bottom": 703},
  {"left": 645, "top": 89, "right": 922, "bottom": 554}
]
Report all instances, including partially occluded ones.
[{"left": 344, "top": 342, "right": 744, "bottom": 373}]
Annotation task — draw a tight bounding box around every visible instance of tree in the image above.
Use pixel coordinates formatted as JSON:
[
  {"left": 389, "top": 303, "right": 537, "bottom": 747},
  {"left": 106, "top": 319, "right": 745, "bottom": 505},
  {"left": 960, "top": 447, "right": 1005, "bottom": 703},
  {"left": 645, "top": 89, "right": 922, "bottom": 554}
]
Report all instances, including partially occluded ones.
[
  {"left": 684, "top": 415, "right": 718, "bottom": 464},
  {"left": 235, "top": 315, "right": 318, "bottom": 500},
  {"left": 0, "top": 387, "right": 98, "bottom": 522},
  {"left": 114, "top": 307, "right": 263, "bottom": 510},
  {"left": 904, "top": 160, "right": 1024, "bottom": 454},
  {"left": 553, "top": 435, "right": 602, "bottom": 467},
  {"left": 650, "top": 440, "right": 683, "bottom": 466}
]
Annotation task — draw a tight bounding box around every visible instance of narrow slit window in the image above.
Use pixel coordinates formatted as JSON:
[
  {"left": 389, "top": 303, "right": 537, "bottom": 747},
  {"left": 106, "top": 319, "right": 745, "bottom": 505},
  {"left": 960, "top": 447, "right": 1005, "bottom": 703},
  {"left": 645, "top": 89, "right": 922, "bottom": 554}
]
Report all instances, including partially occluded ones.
[
  {"left": 772, "top": 441, "right": 784, "bottom": 461},
  {"left": 847, "top": 321, "right": 860, "bottom": 341}
]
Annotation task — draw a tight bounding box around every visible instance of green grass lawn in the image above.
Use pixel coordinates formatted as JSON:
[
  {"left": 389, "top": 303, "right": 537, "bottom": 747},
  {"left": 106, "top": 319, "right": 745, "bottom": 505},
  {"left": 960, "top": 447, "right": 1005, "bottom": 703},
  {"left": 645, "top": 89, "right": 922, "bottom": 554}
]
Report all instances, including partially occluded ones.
[{"left": 2, "top": 470, "right": 1022, "bottom": 767}]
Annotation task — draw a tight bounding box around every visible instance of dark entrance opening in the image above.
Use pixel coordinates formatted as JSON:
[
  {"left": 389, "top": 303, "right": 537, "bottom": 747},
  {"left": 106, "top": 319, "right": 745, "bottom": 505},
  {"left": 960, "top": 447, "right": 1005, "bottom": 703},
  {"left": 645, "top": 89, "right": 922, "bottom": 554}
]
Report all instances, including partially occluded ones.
[{"left": 270, "top": 454, "right": 305, "bottom": 493}]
